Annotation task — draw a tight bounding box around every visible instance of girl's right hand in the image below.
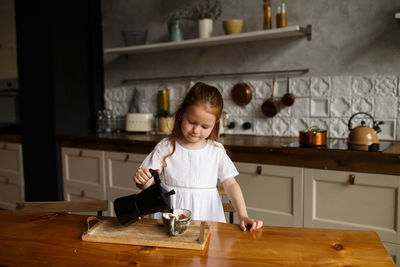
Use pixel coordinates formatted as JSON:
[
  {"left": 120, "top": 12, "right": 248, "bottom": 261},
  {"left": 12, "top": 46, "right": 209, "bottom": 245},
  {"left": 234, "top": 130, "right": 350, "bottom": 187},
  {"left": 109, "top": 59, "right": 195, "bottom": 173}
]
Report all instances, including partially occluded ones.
[{"left": 133, "top": 167, "right": 153, "bottom": 187}]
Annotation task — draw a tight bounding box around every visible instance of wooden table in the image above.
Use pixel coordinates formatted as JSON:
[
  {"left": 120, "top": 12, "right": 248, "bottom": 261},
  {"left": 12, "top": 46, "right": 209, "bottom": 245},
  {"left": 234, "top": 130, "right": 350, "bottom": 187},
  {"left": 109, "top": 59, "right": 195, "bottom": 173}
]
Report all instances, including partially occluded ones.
[{"left": 0, "top": 210, "right": 394, "bottom": 266}]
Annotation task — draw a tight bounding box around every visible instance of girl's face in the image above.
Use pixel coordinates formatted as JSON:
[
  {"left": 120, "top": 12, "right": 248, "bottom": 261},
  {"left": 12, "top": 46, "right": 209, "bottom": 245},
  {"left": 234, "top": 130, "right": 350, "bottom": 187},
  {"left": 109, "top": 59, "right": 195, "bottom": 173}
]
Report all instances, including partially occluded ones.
[{"left": 180, "top": 104, "right": 217, "bottom": 145}]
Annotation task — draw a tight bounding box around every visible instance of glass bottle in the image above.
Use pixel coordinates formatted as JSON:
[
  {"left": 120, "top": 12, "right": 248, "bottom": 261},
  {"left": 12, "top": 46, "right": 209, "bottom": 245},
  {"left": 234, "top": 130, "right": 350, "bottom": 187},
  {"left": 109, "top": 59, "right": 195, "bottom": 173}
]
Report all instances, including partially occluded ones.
[{"left": 263, "top": 0, "right": 272, "bottom": 30}]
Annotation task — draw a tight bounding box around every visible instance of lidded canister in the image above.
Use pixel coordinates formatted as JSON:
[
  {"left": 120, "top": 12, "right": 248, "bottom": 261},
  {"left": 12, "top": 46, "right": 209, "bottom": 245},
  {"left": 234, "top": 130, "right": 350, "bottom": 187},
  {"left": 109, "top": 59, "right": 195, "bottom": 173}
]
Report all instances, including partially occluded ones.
[{"left": 158, "top": 89, "right": 170, "bottom": 113}]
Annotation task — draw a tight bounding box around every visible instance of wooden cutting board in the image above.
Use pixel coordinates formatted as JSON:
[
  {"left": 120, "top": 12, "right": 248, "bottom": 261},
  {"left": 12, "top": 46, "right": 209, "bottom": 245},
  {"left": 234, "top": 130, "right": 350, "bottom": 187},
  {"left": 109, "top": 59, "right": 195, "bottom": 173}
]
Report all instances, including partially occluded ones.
[{"left": 81, "top": 217, "right": 210, "bottom": 250}]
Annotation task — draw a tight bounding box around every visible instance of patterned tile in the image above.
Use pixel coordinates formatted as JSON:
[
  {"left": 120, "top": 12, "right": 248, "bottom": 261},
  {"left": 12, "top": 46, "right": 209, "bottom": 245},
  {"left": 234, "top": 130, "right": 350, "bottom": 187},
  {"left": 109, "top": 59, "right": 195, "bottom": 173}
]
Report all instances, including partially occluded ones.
[
  {"left": 311, "top": 77, "right": 330, "bottom": 97},
  {"left": 377, "top": 119, "right": 396, "bottom": 140},
  {"left": 272, "top": 117, "right": 290, "bottom": 136},
  {"left": 375, "top": 97, "right": 397, "bottom": 119},
  {"left": 113, "top": 86, "right": 125, "bottom": 101},
  {"left": 330, "top": 97, "right": 351, "bottom": 117},
  {"left": 291, "top": 78, "right": 311, "bottom": 97},
  {"left": 397, "top": 119, "right": 400, "bottom": 140},
  {"left": 254, "top": 118, "right": 273, "bottom": 136},
  {"left": 375, "top": 76, "right": 397, "bottom": 96},
  {"left": 352, "top": 76, "right": 375, "bottom": 96},
  {"left": 254, "top": 80, "right": 272, "bottom": 99},
  {"left": 352, "top": 97, "right": 374, "bottom": 114},
  {"left": 274, "top": 79, "right": 288, "bottom": 98},
  {"left": 329, "top": 118, "right": 349, "bottom": 138},
  {"left": 290, "top": 97, "right": 310, "bottom": 118},
  {"left": 290, "top": 118, "right": 309, "bottom": 137},
  {"left": 331, "top": 76, "right": 352, "bottom": 97},
  {"left": 310, "top": 98, "right": 329, "bottom": 117}
]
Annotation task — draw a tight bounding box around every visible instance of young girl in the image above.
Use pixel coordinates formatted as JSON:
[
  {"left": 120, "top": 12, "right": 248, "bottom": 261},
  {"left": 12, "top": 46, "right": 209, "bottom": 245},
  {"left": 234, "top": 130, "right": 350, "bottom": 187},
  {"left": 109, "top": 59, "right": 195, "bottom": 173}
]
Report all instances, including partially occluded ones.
[{"left": 133, "top": 82, "right": 263, "bottom": 231}]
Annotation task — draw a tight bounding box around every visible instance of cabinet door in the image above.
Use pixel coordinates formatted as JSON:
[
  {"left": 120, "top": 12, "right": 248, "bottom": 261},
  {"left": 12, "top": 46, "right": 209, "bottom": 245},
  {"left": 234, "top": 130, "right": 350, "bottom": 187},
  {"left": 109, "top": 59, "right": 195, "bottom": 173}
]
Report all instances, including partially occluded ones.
[
  {"left": 61, "top": 148, "right": 106, "bottom": 199},
  {"left": 63, "top": 183, "right": 106, "bottom": 216},
  {"left": 105, "top": 151, "right": 146, "bottom": 216},
  {"left": 234, "top": 162, "right": 303, "bottom": 227},
  {"left": 0, "top": 142, "right": 24, "bottom": 209},
  {"left": 384, "top": 242, "right": 399, "bottom": 267},
  {"left": 0, "top": 0, "right": 17, "bottom": 78},
  {"left": 304, "top": 168, "right": 400, "bottom": 244}
]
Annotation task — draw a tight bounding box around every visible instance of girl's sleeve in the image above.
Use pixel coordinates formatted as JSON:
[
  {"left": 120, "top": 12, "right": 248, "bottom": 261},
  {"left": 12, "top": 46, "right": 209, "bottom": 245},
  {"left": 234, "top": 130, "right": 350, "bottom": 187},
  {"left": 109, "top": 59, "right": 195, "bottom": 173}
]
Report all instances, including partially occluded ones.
[
  {"left": 140, "top": 143, "right": 164, "bottom": 171},
  {"left": 218, "top": 147, "right": 239, "bottom": 183}
]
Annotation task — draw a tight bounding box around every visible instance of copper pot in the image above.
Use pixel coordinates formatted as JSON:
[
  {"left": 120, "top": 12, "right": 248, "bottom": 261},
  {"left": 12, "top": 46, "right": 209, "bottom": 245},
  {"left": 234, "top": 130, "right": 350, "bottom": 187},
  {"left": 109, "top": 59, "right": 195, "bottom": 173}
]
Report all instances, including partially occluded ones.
[
  {"left": 299, "top": 126, "right": 327, "bottom": 147},
  {"left": 231, "top": 82, "right": 252, "bottom": 106},
  {"left": 261, "top": 80, "right": 280, "bottom": 118}
]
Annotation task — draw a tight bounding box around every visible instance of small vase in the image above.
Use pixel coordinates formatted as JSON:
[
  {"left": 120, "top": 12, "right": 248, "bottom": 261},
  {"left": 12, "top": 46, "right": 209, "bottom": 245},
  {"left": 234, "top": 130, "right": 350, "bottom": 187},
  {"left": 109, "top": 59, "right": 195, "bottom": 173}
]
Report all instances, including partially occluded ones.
[
  {"left": 198, "top": 19, "right": 213, "bottom": 38},
  {"left": 168, "top": 19, "right": 184, "bottom": 42}
]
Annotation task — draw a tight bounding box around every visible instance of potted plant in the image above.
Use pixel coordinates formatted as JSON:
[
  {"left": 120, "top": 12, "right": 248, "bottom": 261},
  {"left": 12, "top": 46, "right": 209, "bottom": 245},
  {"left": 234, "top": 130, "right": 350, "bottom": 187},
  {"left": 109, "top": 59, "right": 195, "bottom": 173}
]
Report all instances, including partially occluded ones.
[
  {"left": 156, "top": 109, "right": 175, "bottom": 133},
  {"left": 188, "top": 0, "right": 222, "bottom": 38},
  {"left": 165, "top": 9, "right": 190, "bottom": 42}
]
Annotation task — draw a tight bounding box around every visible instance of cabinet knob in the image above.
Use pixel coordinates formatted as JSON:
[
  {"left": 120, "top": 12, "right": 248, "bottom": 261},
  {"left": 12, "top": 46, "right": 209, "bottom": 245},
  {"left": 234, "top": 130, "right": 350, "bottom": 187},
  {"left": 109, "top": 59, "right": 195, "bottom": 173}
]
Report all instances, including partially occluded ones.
[
  {"left": 256, "top": 166, "right": 262, "bottom": 175},
  {"left": 124, "top": 154, "right": 130, "bottom": 161},
  {"left": 349, "top": 174, "right": 355, "bottom": 185},
  {"left": 80, "top": 190, "right": 85, "bottom": 197},
  {"left": 2, "top": 144, "right": 6, "bottom": 150},
  {"left": 78, "top": 150, "right": 83, "bottom": 157},
  {"left": 5, "top": 178, "right": 9, "bottom": 184}
]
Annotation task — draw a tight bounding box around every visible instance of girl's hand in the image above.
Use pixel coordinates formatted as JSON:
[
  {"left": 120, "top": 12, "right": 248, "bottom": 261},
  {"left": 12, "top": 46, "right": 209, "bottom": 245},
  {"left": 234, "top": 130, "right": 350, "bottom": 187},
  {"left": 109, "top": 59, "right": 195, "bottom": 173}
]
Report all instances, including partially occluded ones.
[
  {"left": 133, "top": 167, "right": 159, "bottom": 189},
  {"left": 239, "top": 217, "right": 263, "bottom": 232}
]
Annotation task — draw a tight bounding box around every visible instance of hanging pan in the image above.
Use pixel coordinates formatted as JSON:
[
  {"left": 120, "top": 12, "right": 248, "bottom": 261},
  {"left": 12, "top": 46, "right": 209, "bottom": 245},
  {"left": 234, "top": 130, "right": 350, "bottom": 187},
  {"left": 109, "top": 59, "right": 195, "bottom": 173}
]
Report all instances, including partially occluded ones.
[
  {"left": 261, "top": 79, "right": 280, "bottom": 117},
  {"left": 231, "top": 82, "right": 252, "bottom": 106}
]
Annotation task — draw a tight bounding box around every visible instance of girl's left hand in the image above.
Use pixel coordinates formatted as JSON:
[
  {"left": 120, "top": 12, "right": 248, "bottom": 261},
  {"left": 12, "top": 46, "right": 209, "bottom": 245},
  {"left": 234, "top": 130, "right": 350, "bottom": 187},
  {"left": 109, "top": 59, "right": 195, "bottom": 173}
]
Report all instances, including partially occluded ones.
[{"left": 239, "top": 217, "right": 263, "bottom": 232}]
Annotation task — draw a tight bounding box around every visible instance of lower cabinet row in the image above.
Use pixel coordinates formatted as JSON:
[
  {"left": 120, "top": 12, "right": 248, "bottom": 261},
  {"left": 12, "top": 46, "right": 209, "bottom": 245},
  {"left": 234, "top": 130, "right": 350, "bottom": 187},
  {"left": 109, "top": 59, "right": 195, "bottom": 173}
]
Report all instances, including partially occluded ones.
[{"left": 61, "top": 147, "right": 400, "bottom": 265}]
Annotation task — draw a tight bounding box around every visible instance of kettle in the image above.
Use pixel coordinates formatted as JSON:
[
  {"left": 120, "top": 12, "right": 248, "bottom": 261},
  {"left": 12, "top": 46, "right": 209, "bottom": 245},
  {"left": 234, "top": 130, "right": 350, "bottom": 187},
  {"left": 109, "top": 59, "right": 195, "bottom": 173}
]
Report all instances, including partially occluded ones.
[
  {"left": 114, "top": 169, "right": 175, "bottom": 226},
  {"left": 348, "top": 112, "right": 383, "bottom": 151}
]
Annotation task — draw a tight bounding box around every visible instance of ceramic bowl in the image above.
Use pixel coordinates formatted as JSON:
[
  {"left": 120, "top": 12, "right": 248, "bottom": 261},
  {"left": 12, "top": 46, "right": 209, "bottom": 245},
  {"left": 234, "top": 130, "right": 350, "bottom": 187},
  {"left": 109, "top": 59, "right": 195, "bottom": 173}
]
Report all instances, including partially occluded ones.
[
  {"left": 223, "top": 20, "right": 243, "bottom": 35},
  {"left": 162, "top": 209, "right": 191, "bottom": 236}
]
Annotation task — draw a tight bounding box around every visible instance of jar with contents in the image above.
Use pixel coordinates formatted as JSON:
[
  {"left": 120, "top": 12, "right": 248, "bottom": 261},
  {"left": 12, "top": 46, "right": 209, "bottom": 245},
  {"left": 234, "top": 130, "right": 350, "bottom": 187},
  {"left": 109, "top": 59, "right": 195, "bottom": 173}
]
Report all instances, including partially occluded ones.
[
  {"left": 276, "top": 3, "right": 288, "bottom": 28},
  {"left": 263, "top": 0, "right": 272, "bottom": 29}
]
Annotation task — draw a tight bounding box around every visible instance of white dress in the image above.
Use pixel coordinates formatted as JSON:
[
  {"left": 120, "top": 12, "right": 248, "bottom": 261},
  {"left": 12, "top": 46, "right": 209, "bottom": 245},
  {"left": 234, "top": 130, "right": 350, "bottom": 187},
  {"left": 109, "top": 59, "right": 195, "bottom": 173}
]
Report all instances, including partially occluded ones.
[{"left": 140, "top": 138, "right": 239, "bottom": 223}]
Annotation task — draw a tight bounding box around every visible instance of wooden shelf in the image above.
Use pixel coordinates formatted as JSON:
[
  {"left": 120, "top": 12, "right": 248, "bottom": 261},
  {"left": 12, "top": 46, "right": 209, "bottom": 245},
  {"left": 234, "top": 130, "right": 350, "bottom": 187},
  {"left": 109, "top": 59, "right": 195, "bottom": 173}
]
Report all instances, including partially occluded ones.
[{"left": 104, "top": 25, "right": 312, "bottom": 55}]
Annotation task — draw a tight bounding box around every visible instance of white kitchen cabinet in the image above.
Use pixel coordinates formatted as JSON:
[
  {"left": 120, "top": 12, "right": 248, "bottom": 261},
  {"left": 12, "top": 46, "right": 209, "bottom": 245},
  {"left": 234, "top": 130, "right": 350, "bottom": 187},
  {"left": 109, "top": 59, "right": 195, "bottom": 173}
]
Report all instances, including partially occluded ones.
[
  {"left": 234, "top": 162, "right": 303, "bottom": 227},
  {"left": 0, "top": 0, "right": 18, "bottom": 78},
  {"left": 61, "top": 147, "right": 106, "bottom": 214},
  {"left": 0, "top": 142, "right": 24, "bottom": 209},
  {"left": 304, "top": 168, "right": 400, "bottom": 245},
  {"left": 104, "top": 151, "right": 146, "bottom": 216},
  {"left": 384, "top": 242, "right": 399, "bottom": 266}
]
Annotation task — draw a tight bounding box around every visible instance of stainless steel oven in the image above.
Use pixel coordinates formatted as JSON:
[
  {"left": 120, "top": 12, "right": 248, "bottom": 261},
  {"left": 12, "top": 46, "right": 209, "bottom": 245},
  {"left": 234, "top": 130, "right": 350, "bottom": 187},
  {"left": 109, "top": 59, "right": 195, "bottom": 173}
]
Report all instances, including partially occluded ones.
[{"left": 0, "top": 78, "right": 20, "bottom": 133}]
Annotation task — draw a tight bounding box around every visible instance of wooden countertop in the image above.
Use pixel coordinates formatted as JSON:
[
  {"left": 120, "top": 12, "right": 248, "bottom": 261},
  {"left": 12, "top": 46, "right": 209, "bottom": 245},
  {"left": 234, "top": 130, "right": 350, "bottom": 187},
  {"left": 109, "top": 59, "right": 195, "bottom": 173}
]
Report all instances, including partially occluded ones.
[
  {"left": 0, "top": 210, "right": 394, "bottom": 266},
  {"left": 56, "top": 133, "right": 400, "bottom": 176}
]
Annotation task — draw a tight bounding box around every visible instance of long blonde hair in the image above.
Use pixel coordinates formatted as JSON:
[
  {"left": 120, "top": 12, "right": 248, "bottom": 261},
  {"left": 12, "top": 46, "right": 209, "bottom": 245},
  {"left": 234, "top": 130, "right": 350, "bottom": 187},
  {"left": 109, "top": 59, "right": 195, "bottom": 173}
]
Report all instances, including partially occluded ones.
[{"left": 162, "top": 82, "right": 223, "bottom": 167}]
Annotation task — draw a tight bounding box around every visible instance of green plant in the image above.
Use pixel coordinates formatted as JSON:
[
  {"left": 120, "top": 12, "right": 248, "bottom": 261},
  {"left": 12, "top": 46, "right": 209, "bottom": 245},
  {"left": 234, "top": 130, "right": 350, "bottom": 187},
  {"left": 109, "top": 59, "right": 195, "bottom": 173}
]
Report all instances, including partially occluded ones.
[
  {"left": 189, "top": 0, "right": 222, "bottom": 20},
  {"left": 164, "top": 9, "right": 190, "bottom": 24}
]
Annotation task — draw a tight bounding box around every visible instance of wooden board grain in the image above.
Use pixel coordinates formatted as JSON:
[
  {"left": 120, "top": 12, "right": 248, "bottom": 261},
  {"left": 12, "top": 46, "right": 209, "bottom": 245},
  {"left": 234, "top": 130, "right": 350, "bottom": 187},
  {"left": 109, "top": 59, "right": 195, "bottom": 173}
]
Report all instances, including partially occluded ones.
[{"left": 81, "top": 217, "right": 210, "bottom": 250}]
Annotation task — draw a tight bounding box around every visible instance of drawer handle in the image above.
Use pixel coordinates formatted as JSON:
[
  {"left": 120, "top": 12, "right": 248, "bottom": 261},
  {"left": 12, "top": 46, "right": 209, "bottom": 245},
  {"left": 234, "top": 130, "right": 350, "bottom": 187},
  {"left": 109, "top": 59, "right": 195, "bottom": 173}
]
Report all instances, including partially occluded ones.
[
  {"left": 256, "top": 166, "right": 262, "bottom": 175},
  {"left": 124, "top": 154, "right": 130, "bottom": 161},
  {"left": 349, "top": 174, "right": 355, "bottom": 185},
  {"left": 5, "top": 178, "right": 9, "bottom": 184},
  {"left": 78, "top": 150, "right": 83, "bottom": 157},
  {"left": 2, "top": 144, "right": 6, "bottom": 149},
  {"left": 80, "top": 190, "right": 85, "bottom": 197}
]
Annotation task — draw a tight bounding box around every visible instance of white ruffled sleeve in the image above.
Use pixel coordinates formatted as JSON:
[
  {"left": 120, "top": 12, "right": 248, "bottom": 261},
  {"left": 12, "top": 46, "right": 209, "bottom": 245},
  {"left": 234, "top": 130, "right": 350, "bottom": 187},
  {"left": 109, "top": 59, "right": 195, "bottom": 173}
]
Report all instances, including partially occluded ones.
[{"left": 217, "top": 144, "right": 239, "bottom": 183}]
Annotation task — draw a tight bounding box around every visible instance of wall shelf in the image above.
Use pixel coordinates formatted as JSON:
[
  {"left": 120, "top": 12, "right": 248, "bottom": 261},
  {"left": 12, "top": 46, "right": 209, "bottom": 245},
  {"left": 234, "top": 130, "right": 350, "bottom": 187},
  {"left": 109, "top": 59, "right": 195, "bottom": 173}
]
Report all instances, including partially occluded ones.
[{"left": 104, "top": 24, "right": 312, "bottom": 55}]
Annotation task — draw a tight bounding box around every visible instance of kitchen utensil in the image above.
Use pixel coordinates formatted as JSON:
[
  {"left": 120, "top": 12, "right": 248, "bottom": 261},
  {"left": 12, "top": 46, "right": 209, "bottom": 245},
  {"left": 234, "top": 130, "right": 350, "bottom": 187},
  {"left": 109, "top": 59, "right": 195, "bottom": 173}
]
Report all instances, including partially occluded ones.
[
  {"left": 299, "top": 126, "right": 327, "bottom": 147},
  {"left": 125, "top": 113, "right": 154, "bottom": 132},
  {"left": 348, "top": 112, "right": 383, "bottom": 151},
  {"left": 261, "top": 79, "right": 280, "bottom": 117},
  {"left": 114, "top": 169, "right": 175, "bottom": 226},
  {"left": 162, "top": 209, "right": 192, "bottom": 236},
  {"left": 231, "top": 82, "right": 252, "bottom": 106},
  {"left": 281, "top": 77, "right": 295, "bottom": 106}
]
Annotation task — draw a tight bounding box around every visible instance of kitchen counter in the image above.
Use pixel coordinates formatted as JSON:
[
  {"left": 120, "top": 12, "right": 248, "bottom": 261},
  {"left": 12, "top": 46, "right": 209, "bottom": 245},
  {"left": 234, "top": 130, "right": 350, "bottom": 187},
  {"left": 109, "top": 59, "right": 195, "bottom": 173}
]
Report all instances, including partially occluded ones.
[
  {"left": 0, "top": 210, "right": 394, "bottom": 266},
  {"left": 55, "top": 133, "right": 400, "bottom": 176}
]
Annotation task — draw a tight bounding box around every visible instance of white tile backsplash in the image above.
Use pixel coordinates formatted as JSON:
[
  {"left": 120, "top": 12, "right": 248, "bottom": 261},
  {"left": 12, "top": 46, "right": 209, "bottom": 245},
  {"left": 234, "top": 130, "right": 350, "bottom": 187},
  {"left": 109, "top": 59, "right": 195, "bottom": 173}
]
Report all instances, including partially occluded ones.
[{"left": 106, "top": 74, "right": 400, "bottom": 140}]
